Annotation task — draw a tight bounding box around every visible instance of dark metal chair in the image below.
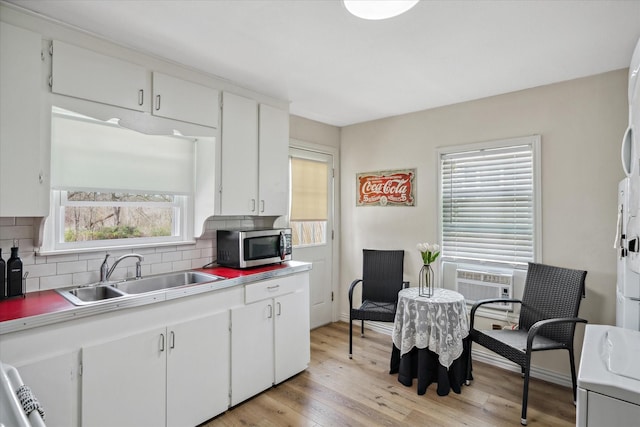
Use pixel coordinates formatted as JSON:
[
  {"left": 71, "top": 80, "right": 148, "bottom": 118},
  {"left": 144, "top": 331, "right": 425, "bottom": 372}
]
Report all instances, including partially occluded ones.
[
  {"left": 467, "top": 262, "right": 587, "bottom": 425},
  {"left": 348, "top": 249, "right": 408, "bottom": 359}
]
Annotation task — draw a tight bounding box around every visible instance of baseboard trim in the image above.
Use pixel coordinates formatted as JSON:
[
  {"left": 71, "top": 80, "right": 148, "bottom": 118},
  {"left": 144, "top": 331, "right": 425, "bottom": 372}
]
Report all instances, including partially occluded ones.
[{"left": 340, "top": 315, "right": 572, "bottom": 388}]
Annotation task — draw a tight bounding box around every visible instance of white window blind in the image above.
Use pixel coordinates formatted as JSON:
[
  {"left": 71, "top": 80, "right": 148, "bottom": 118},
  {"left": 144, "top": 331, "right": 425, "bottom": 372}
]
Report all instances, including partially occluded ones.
[
  {"left": 51, "top": 107, "right": 195, "bottom": 195},
  {"left": 290, "top": 157, "right": 328, "bottom": 221},
  {"left": 440, "top": 136, "right": 539, "bottom": 267}
]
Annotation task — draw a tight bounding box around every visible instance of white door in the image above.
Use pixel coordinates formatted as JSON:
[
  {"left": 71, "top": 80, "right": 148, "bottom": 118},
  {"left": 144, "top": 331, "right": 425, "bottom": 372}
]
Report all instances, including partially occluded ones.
[{"left": 289, "top": 147, "right": 334, "bottom": 329}]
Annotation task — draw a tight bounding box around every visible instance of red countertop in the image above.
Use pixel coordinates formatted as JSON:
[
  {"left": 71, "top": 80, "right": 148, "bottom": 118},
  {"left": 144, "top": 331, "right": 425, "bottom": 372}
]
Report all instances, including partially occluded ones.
[{"left": 0, "top": 262, "right": 297, "bottom": 324}]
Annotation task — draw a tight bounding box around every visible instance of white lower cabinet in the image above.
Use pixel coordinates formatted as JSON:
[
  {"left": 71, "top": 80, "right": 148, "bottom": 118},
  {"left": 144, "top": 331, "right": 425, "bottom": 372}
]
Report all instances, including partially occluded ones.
[
  {"left": 15, "top": 351, "right": 78, "bottom": 427},
  {"left": 82, "top": 310, "right": 229, "bottom": 427},
  {"left": 274, "top": 289, "right": 311, "bottom": 384},
  {"left": 230, "top": 274, "right": 310, "bottom": 406},
  {"left": 166, "top": 312, "right": 229, "bottom": 427},
  {"left": 0, "top": 271, "right": 309, "bottom": 427}
]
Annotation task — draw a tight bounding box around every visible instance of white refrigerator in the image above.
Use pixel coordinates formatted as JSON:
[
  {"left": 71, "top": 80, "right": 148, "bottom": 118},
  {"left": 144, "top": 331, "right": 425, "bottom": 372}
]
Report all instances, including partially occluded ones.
[
  {"left": 616, "top": 178, "right": 640, "bottom": 330},
  {"left": 616, "top": 36, "right": 640, "bottom": 331}
]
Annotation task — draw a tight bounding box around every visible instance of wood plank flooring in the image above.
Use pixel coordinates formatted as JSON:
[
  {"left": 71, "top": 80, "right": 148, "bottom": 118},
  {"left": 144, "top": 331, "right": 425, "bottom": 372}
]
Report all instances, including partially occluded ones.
[{"left": 203, "top": 322, "right": 575, "bottom": 426}]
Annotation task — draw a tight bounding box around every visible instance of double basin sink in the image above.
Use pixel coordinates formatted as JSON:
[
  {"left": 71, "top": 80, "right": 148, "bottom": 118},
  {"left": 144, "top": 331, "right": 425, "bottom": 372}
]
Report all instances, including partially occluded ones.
[{"left": 57, "top": 271, "right": 224, "bottom": 306}]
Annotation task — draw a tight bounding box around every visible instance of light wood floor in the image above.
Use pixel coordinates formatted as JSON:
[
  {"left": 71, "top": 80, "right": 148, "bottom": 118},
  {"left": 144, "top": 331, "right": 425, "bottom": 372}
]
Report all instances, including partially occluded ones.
[{"left": 203, "top": 322, "right": 576, "bottom": 426}]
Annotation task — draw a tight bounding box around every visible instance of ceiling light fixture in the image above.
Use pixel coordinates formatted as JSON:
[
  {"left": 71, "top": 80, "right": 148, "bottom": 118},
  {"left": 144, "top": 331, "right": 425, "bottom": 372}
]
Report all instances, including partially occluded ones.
[{"left": 343, "top": 0, "right": 420, "bottom": 20}]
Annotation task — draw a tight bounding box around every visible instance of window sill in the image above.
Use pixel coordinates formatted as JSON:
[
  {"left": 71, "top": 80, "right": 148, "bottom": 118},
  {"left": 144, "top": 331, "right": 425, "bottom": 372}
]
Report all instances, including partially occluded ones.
[{"left": 36, "top": 239, "right": 197, "bottom": 257}]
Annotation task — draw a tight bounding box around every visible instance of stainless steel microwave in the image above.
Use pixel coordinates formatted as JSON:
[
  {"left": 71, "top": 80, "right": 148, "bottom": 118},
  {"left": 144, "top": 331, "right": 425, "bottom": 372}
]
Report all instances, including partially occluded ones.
[{"left": 216, "top": 228, "right": 292, "bottom": 268}]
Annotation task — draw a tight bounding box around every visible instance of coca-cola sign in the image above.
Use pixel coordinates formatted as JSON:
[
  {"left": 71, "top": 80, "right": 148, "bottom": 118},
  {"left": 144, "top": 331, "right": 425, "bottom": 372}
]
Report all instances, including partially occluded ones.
[{"left": 357, "top": 169, "right": 415, "bottom": 206}]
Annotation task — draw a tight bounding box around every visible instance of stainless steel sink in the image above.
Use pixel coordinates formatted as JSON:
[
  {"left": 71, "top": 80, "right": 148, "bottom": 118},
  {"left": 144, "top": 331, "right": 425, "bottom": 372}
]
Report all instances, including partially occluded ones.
[
  {"left": 59, "top": 285, "right": 127, "bottom": 305},
  {"left": 112, "top": 271, "right": 222, "bottom": 294},
  {"left": 56, "top": 271, "right": 224, "bottom": 305}
]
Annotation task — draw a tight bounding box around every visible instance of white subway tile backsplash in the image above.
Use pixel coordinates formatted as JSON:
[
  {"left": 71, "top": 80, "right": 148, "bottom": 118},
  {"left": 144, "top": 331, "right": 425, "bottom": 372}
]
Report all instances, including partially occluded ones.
[
  {"left": 15, "top": 218, "right": 35, "bottom": 226},
  {"left": 172, "top": 260, "right": 191, "bottom": 271},
  {"left": 73, "top": 271, "right": 99, "bottom": 286},
  {"left": 151, "top": 263, "right": 173, "bottom": 275},
  {"left": 40, "top": 274, "right": 73, "bottom": 290},
  {"left": 0, "top": 226, "right": 34, "bottom": 240},
  {"left": 140, "top": 253, "right": 163, "bottom": 264},
  {"left": 25, "top": 277, "right": 40, "bottom": 293},
  {"left": 196, "top": 239, "right": 213, "bottom": 249},
  {"left": 46, "top": 253, "right": 79, "bottom": 264},
  {"left": 182, "top": 249, "right": 202, "bottom": 260},
  {"left": 78, "top": 251, "right": 108, "bottom": 261},
  {"left": 191, "top": 258, "right": 211, "bottom": 269},
  {"left": 135, "top": 247, "right": 159, "bottom": 255},
  {"left": 162, "top": 251, "right": 182, "bottom": 263},
  {"left": 0, "top": 218, "right": 16, "bottom": 226},
  {"left": 0, "top": 216, "right": 261, "bottom": 292},
  {"left": 138, "top": 265, "right": 152, "bottom": 277},
  {"left": 24, "top": 263, "right": 57, "bottom": 278},
  {"left": 57, "top": 260, "right": 88, "bottom": 275}
]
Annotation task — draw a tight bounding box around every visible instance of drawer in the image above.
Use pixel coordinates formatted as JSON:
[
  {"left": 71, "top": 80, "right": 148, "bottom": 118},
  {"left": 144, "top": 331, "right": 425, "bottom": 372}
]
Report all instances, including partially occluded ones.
[{"left": 245, "top": 274, "right": 301, "bottom": 304}]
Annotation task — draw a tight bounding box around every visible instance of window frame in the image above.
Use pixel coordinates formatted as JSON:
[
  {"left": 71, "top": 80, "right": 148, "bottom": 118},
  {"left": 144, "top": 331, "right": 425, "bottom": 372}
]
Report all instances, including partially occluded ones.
[
  {"left": 44, "top": 190, "right": 191, "bottom": 253},
  {"left": 437, "top": 135, "right": 542, "bottom": 270}
]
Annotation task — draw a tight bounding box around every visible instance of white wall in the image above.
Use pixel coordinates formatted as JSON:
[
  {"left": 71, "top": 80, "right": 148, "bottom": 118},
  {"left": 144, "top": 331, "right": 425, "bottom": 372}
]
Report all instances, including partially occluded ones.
[{"left": 340, "top": 70, "right": 628, "bottom": 379}]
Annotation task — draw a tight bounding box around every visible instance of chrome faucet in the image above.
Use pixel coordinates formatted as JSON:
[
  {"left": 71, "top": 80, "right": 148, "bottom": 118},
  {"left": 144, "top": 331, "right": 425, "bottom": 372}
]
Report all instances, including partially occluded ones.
[{"left": 99, "top": 253, "right": 144, "bottom": 283}]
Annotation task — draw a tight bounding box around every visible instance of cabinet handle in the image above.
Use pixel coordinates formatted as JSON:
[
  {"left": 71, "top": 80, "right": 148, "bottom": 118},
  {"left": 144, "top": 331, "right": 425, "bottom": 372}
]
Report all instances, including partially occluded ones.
[
  {"left": 267, "top": 285, "right": 280, "bottom": 292},
  {"left": 138, "top": 89, "right": 144, "bottom": 106},
  {"left": 277, "top": 302, "right": 282, "bottom": 316},
  {"left": 170, "top": 331, "right": 175, "bottom": 349},
  {"left": 160, "top": 333, "right": 165, "bottom": 352},
  {"left": 268, "top": 304, "right": 273, "bottom": 319},
  {"left": 155, "top": 94, "right": 161, "bottom": 111},
  {"left": 260, "top": 200, "right": 265, "bottom": 213},
  {"left": 251, "top": 199, "right": 256, "bottom": 212},
  {"left": 38, "top": 172, "right": 43, "bottom": 184}
]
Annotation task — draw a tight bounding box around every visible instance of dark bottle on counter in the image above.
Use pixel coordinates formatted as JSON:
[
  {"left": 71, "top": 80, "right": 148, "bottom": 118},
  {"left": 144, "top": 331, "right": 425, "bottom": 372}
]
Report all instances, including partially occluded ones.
[
  {"left": 0, "top": 249, "right": 5, "bottom": 299},
  {"left": 6, "top": 245, "right": 23, "bottom": 298}
]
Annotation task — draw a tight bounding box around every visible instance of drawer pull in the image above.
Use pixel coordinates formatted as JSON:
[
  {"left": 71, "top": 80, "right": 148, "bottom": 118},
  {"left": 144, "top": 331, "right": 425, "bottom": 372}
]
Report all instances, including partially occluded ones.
[{"left": 267, "top": 285, "right": 280, "bottom": 291}]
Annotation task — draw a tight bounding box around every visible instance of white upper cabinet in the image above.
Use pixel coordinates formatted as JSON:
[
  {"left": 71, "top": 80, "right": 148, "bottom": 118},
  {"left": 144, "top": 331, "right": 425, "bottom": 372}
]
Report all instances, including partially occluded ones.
[
  {"left": 258, "top": 103, "right": 289, "bottom": 216},
  {"left": 220, "top": 92, "right": 289, "bottom": 216},
  {"left": 220, "top": 92, "right": 259, "bottom": 215},
  {"left": 0, "top": 22, "right": 48, "bottom": 217},
  {"left": 51, "top": 41, "right": 219, "bottom": 128},
  {"left": 152, "top": 71, "right": 219, "bottom": 128},
  {"left": 51, "top": 40, "right": 147, "bottom": 112}
]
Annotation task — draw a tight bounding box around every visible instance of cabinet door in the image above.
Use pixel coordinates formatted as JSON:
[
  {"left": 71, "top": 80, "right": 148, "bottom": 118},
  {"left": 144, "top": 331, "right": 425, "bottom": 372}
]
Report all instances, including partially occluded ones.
[
  {"left": 152, "top": 72, "right": 219, "bottom": 127},
  {"left": 274, "top": 287, "right": 310, "bottom": 384},
  {"left": 166, "top": 311, "right": 229, "bottom": 427},
  {"left": 52, "top": 40, "right": 147, "bottom": 111},
  {"left": 16, "top": 352, "right": 78, "bottom": 427},
  {"left": 258, "top": 103, "right": 290, "bottom": 216},
  {"left": 220, "top": 92, "right": 258, "bottom": 215},
  {"left": 230, "top": 299, "right": 274, "bottom": 406},
  {"left": 82, "top": 328, "right": 166, "bottom": 427},
  {"left": 0, "top": 22, "right": 47, "bottom": 216}
]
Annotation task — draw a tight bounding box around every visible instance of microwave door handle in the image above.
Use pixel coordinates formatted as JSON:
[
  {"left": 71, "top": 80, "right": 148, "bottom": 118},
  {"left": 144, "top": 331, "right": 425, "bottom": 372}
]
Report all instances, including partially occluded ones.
[{"left": 279, "top": 230, "right": 286, "bottom": 260}]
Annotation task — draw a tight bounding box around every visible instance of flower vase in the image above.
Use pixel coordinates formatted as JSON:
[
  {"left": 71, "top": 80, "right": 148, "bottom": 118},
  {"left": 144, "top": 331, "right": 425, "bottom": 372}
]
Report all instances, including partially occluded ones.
[{"left": 418, "top": 264, "right": 434, "bottom": 297}]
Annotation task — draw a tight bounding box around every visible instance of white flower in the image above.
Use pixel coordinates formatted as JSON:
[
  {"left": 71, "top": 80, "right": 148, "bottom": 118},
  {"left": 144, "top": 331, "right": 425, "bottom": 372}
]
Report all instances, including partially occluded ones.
[{"left": 417, "top": 243, "right": 428, "bottom": 252}]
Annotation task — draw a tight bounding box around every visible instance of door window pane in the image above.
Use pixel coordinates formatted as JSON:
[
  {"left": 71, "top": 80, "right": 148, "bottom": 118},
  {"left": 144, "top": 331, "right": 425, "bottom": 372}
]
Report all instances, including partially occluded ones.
[{"left": 290, "top": 157, "right": 329, "bottom": 247}]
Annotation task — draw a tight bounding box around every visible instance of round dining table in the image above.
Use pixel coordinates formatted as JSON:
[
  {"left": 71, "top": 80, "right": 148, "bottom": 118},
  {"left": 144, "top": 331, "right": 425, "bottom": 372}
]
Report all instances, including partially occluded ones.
[{"left": 390, "top": 287, "right": 470, "bottom": 396}]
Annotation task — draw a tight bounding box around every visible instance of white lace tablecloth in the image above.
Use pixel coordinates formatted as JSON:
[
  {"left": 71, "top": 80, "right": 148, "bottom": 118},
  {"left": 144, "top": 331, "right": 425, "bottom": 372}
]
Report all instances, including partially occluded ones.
[{"left": 392, "top": 287, "right": 470, "bottom": 368}]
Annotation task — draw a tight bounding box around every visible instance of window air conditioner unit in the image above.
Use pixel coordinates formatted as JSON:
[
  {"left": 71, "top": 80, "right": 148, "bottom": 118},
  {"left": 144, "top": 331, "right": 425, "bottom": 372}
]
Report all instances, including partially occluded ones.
[{"left": 455, "top": 268, "right": 513, "bottom": 311}]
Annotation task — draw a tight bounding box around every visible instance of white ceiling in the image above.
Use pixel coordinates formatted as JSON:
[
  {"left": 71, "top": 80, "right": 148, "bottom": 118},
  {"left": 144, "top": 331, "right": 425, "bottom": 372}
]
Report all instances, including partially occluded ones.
[{"left": 6, "top": 0, "right": 640, "bottom": 127}]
